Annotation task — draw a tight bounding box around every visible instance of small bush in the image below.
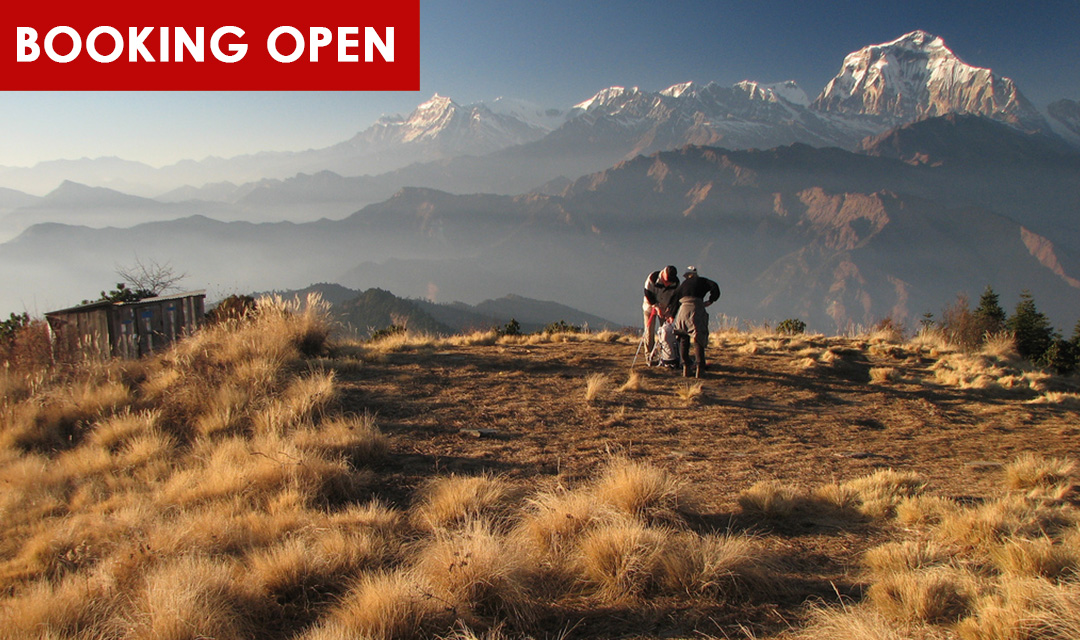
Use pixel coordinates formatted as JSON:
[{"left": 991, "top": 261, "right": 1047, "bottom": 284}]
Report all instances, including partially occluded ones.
[
  {"left": 776, "top": 318, "right": 807, "bottom": 335},
  {"left": 205, "top": 294, "right": 257, "bottom": 324},
  {"left": 542, "top": 320, "right": 580, "bottom": 334}
]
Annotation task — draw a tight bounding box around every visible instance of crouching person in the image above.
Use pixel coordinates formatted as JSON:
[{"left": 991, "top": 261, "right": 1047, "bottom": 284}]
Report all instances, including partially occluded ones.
[
  {"left": 642, "top": 265, "right": 679, "bottom": 365},
  {"left": 671, "top": 266, "right": 720, "bottom": 378}
]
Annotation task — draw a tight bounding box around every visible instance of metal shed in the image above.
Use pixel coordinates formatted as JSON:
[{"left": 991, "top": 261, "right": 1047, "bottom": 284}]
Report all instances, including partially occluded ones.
[{"left": 45, "top": 290, "right": 206, "bottom": 360}]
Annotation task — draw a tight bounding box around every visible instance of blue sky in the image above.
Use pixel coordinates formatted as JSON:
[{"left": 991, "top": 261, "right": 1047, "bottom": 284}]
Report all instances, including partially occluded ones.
[{"left": 2, "top": 0, "right": 1077, "bottom": 168}]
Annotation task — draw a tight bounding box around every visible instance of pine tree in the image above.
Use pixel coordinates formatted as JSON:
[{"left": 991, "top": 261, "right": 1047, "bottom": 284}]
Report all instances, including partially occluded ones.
[
  {"left": 1006, "top": 290, "right": 1054, "bottom": 361},
  {"left": 973, "top": 285, "right": 1006, "bottom": 337}
]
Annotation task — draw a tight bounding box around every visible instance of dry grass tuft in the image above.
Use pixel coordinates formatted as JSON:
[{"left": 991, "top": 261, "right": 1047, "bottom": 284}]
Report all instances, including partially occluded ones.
[
  {"left": 675, "top": 380, "right": 704, "bottom": 403},
  {"left": 618, "top": 370, "right": 644, "bottom": 393},
  {"left": 1004, "top": 453, "right": 1076, "bottom": 494},
  {"left": 863, "top": 540, "right": 952, "bottom": 577},
  {"left": 512, "top": 489, "right": 604, "bottom": 560},
  {"left": 293, "top": 411, "right": 389, "bottom": 466},
  {"left": 659, "top": 531, "right": 776, "bottom": 601},
  {"left": 894, "top": 495, "right": 960, "bottom": 528},
  {"left": 307, "top": 570, "right": 435, "bottom": 640},
  {"left": 867, "top": 567, "right": 975, "bottom": 625},
  {"left": 573, "top": 515, "right": 671, "bottom": 603},
  {"left": 584, "top": 372, "right": 609, "bottom": 403},
  {"left": 980, "top": 332, "right": 1019, "bottom": 360},
  {"left": 841, "top": 469, "right": 926, "bottom": 520},
  {"left": 411, "top": 474, "right": 521, "bottom": 532},
  {"left": 869, "top": 367, "right": 901, "bottom": 385},
  {"left": 412, "top": 518, "right": 536, "bottom": 623},
  {"left": 795, "top": 602, "right": 951, "bottom": 640},
  {"left": 590, "top": 456, "right": 697, "bottom": 522},
  {"left": 738, "top": 480, "right": 804, "bottom": 521},
  {"left": 990, "top": 536, "right": 1079, "bottom": 579},
  {"left": 119, "top": 554, "right": 256, "bottom": 640}
]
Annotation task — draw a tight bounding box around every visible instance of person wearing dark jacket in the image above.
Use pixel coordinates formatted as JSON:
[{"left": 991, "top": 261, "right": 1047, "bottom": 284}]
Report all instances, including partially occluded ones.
[
  {"left": 671, "top": 266, "right": 720, "bottom": 378},
  {"left": 641, "top": 265, "right": 679, "bottom": 364}
]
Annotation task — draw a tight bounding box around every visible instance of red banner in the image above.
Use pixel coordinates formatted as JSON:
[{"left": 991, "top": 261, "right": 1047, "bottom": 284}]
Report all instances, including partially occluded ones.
[{"left": 5, "top": 1, "right": 419, "bottom": 90}]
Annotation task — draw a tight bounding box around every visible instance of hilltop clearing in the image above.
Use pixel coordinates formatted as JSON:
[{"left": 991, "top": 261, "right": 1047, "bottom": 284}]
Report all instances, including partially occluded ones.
[
  {"left": 342, "top": 331, "right": 1079, "bottom": 505},
  {"left": 0, "top": 305, "right": 1077, "bottom": 639}
]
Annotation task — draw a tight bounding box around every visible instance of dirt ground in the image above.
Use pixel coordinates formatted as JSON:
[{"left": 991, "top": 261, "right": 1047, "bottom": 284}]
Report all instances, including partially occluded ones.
[{"left": 335, "top": 335, "right": 1080, "bottom": 637}]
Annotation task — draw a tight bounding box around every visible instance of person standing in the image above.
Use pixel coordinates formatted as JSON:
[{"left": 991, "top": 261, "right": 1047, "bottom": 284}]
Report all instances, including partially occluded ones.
[
  {"left": 642, "top": 265, "right": 679, "bottom": 365},
  {"left": 671, "top": 266, "right": 720, "bottom": 378}
]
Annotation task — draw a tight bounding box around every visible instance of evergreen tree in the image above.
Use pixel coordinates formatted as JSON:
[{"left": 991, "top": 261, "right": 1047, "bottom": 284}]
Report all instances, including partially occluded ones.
[
  {"left": 973, "top": 285, "right": 1006, "bottom": 337},
  {"left": 1072, "top": 318, "right": 1080, "bottom": 347},
  {"left": 1006, "top": 290, "right": 1054, "bottom": 361}
]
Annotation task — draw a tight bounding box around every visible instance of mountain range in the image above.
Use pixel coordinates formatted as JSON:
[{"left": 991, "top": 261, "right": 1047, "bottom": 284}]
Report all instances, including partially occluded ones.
[
  {"left": 255, "top": 283, "right": 619, "bottom": 336},
  {"left": 1, "top": 31, "right": 1078, "bottom": 333}
]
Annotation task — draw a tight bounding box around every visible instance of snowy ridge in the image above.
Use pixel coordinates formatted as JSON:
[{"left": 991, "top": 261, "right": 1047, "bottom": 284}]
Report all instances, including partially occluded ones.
[{"left": 812, "top": 30, "right": 1045, "bottom": 129}]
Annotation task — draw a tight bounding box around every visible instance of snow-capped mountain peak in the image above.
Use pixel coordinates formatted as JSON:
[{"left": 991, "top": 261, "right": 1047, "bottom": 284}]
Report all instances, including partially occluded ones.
[
  {"left": 573, "top": 86, "right": 644, "bottom": 112},
  {"left": 733, "top": 80, "right": 810, "bottom": 106},
  {"left": 812, "top": 30, "right": 1045, "bottom": 130},
  {"left": 480, "top": 97, "right": 568, "bottom": 132},
  {"left": 660, "top": 81, "right": 698, "bottom": 99}
]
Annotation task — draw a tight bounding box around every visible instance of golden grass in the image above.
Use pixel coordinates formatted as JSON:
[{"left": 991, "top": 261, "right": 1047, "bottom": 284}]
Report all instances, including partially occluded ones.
[
  {"left": 293, "top": 411, "right": 390, "bottom": 466},
  {"left": 980, "top": 332, "right": 1019, "bottom": 360},
  {"left": 590, "top": 455, "right": 697, "bottom": 522},
  {"left": 619, "top": 370, "right": 644, "bottom": 392},
  {"left": 412, "top": 518, "right": 536, "bottom": 622},
  {"left": 410, "top": 474, "right": 520, "bottom": 532},
  {"left": 794, "top": 603, "right": 952, "bottom": 640},
  {"left": 4, "top": 312, "right": 1079, "bottom": 640},
  {"left": 584, "top": 372, "right": 609, "bottom": 403},
  {"left": 303, "top": 570, "right": 435, "bottom": 640},
  {"left": 841, "top": 469, "right": 927, "bottom": 519},
  {"left": 676, "top": 380, "right": 704, "bottom": 403},
  {"left": 863, "top": 540, "right": 953, "bottom": 577},
  {"left": 511, "top": 488, "right": 604, "bottom": 559},
  {"left": 573, "top": 515, "right": 671, "bottom": 603},
  {"left": 1004, "top": 453, "right": 1076, "bottom": 497},
  {"left": 119, "top": 554, "right": 256, "bottom": 640},
  {"left": 738, "top": 480, "right": 804, "bottom": 521},
  {"left": 869, "top": 366, "right": 902, "bottom": 384},
  {"left": 867, "top": 567, "right": 975, "bottom": 625},
  {"left": 660, "top": 531, "right": 775, "bottom": 600}
]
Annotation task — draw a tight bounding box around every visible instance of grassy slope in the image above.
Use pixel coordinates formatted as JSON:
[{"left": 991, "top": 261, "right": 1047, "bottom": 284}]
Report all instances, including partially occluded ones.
[{"left": 0, "top": 307, "right": 1078, "bottom": 639}]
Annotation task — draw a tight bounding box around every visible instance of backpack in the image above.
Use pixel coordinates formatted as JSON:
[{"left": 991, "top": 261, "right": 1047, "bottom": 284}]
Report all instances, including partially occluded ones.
[{"left": 653, "top": 319, "right": 680, "bottom": 367}]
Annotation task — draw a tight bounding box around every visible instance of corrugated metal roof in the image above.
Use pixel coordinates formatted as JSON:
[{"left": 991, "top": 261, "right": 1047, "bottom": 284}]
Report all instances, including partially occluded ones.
[{"left": 46, "top": 290, "right": 207, "bottom": 316}]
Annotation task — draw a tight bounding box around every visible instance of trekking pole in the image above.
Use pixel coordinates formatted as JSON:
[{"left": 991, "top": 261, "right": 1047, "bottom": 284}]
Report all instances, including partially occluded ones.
[
  {"left": 630, "top": 306, "right": 657, "bottom": 369},
  {"left": 631, "top": 330, "right": 646, "bottom": 368}
]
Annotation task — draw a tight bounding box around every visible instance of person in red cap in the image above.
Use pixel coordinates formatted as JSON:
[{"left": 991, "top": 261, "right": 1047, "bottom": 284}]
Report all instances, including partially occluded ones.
[
  {"left": 641, "top": 265, "right": 679, "bottom": 365},
  {"left": 671, "top": 266, "right": 720, "bottom": 378}
]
